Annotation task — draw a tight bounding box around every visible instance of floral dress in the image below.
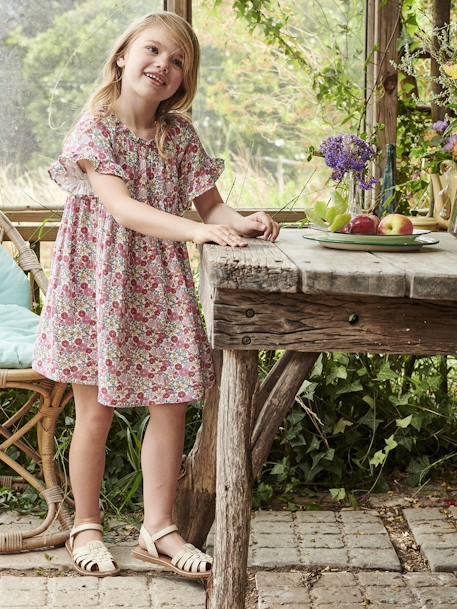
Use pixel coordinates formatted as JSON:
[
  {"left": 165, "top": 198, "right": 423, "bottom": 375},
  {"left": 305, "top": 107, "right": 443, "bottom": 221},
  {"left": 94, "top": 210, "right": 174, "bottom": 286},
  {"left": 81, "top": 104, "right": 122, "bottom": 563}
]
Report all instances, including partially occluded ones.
[{"left": 32, "top": 111, "right": 224, "bottom": 408}]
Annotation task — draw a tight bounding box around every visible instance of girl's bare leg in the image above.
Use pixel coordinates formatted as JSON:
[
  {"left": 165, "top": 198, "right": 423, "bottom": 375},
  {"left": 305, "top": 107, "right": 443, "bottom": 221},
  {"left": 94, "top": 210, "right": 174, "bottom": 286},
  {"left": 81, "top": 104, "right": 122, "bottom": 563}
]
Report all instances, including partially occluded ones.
[
  {"left": 70, "top": 383, "right": 114, "bottom": 549},
  {"left": 140, "top": 402, "right": 189, "bottom": 556}
]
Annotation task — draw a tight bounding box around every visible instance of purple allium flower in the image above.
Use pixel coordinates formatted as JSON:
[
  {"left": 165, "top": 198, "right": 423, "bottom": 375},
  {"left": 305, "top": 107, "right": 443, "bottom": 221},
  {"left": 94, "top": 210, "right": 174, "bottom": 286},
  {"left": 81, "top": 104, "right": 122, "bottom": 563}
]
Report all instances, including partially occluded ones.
[
  {"left": 432, "top": 120, "right": 449, "bottom": 134},
  {"left": 320, "top": 134, "right": 377, "bottom": 190},
  {"left": 443, "top": 134, "right": 457, "bottom": 152}
]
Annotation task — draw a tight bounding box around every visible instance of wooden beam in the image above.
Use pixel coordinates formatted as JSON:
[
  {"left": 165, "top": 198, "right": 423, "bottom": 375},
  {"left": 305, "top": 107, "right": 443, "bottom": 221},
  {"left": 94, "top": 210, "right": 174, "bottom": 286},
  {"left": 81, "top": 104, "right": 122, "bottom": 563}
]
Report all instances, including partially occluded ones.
[
  {"left": 0, "top": 209, "right": 306, "bottom": 242},
  {"left": 210, "top": 289, "right": 457, "bottom": 354},
  {"left": 251, "top": 351, "right": 319, "bottom": 479},
  {"left": 431, "top": 0, "right": 451, "bottom": 122}
]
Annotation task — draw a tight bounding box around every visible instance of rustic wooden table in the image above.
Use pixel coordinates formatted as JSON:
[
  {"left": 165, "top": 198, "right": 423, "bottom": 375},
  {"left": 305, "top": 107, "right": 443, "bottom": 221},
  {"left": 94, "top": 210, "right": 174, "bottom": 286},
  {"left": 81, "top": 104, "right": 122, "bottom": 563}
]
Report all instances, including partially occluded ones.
[{"left": 199, "top": 228, "right": 457, "bottom": 609}]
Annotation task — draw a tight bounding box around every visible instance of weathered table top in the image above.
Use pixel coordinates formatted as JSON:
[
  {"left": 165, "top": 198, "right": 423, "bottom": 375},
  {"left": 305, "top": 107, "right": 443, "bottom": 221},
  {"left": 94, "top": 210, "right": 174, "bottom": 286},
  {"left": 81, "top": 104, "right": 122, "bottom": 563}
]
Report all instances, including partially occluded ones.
[
  {"left": 199, "top": 229, "right": 457, "bottom": 354},
  {"left": 201, "top": 228, "right": 457, "bottom": 300}
]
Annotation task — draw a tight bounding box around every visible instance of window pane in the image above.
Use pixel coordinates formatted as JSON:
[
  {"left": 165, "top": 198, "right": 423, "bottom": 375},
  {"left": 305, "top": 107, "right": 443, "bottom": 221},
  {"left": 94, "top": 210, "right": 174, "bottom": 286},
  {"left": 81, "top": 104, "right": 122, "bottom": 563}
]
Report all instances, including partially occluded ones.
[
  {"left": 1, "top": 0, "right": 163, "bottom": 211},
  {"left": 192, "top": 0, "right": 365, "bottom": 210}
]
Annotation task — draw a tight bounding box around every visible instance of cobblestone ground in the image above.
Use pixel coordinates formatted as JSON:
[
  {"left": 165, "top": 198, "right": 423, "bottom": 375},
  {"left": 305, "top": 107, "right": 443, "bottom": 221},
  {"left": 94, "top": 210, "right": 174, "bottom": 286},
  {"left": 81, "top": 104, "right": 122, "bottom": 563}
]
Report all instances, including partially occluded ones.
[
  {"left": 256, "top": 571, "right": 457, "bottom": 609},
  {"left": 1, "top": 506, "right": 457, "bottom": 608},
  {"left": 404, "top": 507, "right": 457, "bottom": 572}
]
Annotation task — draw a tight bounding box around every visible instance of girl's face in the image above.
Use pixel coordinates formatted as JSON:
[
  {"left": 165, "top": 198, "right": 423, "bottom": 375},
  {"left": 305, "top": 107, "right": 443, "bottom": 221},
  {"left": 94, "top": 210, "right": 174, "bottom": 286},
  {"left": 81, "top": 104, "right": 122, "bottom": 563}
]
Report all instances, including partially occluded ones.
[{"left": 117, "top": 25, "right": 185, "bottom": 107}]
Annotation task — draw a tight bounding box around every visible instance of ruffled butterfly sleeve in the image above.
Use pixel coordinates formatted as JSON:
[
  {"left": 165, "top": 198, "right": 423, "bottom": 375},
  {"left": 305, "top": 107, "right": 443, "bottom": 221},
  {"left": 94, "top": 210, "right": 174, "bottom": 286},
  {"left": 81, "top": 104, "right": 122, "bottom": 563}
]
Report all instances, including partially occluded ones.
[
  {"left": 177, "top": 120, "right": 224, "bottom": 209},
  {"left": 48, "top": 113, "right": 128, "bottom": 196}
]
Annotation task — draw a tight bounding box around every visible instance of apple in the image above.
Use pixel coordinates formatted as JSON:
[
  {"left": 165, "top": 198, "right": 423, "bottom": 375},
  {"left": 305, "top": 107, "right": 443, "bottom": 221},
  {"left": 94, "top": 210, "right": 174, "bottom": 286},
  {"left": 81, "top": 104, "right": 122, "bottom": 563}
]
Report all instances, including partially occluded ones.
[
  {"left": 343, "top": 214, "right": 379, "bottom": 235},
  {"left": 377, "top": 213, "right": 414, "bottom": 235}
]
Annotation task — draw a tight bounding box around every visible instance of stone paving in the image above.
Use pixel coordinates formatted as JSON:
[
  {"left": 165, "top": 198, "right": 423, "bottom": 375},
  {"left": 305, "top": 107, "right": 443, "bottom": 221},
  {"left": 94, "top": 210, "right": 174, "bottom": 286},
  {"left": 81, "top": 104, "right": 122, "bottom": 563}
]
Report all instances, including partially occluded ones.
[
  {"left": 404, "top": 507, "right": 457, "bottom": 572},
  {"left": 256, "top": 570, "right": 457, "bottom": 609},
  {"left": 0, "top": 575, "right": 205, "bottom": 608},
  {"left": 249, "top": 509, "right": 400, "bottom": 570},
  {"left": 1, "top": 506, "right": 457, "bottom": 608}
]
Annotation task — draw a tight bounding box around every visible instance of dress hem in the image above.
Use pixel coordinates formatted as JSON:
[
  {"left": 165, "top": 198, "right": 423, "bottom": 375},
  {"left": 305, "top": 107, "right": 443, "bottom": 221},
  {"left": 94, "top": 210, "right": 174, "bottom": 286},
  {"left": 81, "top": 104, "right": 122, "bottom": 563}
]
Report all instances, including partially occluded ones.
[{"left": 31, "top": 365, "right": 214, "bottom": 408}]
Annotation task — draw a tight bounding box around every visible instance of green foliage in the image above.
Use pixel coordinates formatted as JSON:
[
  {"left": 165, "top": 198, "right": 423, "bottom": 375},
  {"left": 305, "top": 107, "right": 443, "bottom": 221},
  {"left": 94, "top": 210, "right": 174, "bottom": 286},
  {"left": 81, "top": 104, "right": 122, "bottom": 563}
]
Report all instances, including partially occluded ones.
[{"left": 254, "top": 351, "right": 457, "bottom": 508}]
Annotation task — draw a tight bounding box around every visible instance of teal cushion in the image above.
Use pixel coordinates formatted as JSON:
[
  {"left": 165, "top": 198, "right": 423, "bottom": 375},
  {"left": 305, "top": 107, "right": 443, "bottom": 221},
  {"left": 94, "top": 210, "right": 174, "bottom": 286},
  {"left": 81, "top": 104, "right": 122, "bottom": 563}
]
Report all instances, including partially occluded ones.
[
  {"left": 0, "top": 304, "right": 40, "bottom": 368},
  {"left": 0, "top": 245, "right": 32, "bottom": 309}
]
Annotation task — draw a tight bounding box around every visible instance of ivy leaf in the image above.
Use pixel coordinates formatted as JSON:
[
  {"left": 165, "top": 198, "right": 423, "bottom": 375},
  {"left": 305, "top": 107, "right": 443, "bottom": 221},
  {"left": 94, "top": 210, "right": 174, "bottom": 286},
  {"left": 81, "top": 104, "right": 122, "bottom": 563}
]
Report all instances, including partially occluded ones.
[
  {"left": 324, "top": 448, "right": 335, "bottom": 461},
  {"left": 335, "top": 380, "right": 363, "bottom": 396},
  {"left": 362, "top": 395, "right": 375, "bottom": 408},
  {"left": 377, "top": 361, "right": 397, "bottom": 381},
  {"left": 326, "top": 365, "right": 348, "bottom": 384},
  {"left": 306, "top": 435, "right": 321, "bottom": 454},
  {"left": 385, "top": 435, "right": 398, "bottom": 453},
  {"left": 411, "top": 415, "right": 424, "bottom": 431},
  {"left": 370, "top": 450, "right": 386, "bottom": 467},
  {"left": 333, "top": 418, "right": 353, "bottom": 434},
  {"left": 297, "top": 380, "right": 318, "bottom": 400},
  {"left": 309, "top": 354, "right": 323, "bottom": 378},
  {"left": 329, "top": 487, "right": 346, "bottom": 501},
  {"left": 396, "top": 414, "right": 413, "bottom": 429}
]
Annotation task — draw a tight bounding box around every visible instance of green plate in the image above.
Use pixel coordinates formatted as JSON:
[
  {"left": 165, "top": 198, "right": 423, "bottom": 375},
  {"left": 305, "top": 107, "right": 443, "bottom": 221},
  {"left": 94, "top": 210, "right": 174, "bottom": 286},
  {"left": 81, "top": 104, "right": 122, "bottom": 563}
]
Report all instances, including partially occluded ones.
[
  {"left": 302, "top": 233, "right": 440, "bottom": 252},
  {"left": 307, "top": 225, "right": 431, "bottom": 245}
]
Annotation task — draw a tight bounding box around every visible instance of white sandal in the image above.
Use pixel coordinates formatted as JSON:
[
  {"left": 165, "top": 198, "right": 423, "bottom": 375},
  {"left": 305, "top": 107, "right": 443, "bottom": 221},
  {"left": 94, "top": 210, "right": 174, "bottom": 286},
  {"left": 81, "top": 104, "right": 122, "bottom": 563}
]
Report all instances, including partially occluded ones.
[
  {"left": 132, "top": 523, "right": 212, "bottom": 580},
  {"left": 65, "top": 523, "right": 120, "bottom": 577}
]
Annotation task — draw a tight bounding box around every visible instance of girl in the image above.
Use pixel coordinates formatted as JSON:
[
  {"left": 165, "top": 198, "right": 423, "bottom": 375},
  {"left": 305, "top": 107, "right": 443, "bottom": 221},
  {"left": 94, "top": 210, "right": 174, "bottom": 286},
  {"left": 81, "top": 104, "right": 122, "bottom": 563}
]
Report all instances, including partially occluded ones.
[{"left": 32, "top": 11, "right": 280, "bottom": 579}]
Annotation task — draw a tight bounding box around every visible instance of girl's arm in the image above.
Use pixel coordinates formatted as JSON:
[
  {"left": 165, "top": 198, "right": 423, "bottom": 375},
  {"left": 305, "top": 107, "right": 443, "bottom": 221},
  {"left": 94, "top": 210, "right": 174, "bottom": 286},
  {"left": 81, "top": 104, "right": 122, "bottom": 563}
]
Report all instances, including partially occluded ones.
[
  {"left": 194, "top": 186, "right": 280, "bottom": 241},
  {"left": 79, "top": 160, "right": 248, "bottom": 247}
]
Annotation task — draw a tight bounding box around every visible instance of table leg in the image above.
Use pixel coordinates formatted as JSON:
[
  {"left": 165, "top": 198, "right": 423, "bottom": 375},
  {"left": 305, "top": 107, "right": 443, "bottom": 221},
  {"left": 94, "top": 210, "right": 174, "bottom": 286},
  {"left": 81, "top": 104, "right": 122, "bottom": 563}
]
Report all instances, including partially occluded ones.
[{"left": 207, "top": 349, "right": 258, "bottom": 609}]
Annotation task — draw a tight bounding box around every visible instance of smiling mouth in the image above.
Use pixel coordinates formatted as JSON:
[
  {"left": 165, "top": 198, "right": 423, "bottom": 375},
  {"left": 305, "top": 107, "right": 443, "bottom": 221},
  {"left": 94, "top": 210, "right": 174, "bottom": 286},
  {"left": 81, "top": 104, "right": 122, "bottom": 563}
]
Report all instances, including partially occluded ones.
[{"left": 144, "top": 72, "right": 166, "bottom": 86}]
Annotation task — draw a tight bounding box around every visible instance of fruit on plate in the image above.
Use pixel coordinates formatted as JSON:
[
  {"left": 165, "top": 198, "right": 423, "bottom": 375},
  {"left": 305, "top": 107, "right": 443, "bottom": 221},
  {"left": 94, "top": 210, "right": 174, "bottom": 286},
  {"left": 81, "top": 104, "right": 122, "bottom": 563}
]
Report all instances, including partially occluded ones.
[
  {"left": 304, "top": 192, "right": 351, "bottom": 233},
  {"left": 329, "top": 212, "right": 352, "bottom": 232},
  {"left": 344, "top": 213, "right": 379, "bottom": 235},
  {"left": 377, "top": 213, "right": 414, "bottom": 235}
]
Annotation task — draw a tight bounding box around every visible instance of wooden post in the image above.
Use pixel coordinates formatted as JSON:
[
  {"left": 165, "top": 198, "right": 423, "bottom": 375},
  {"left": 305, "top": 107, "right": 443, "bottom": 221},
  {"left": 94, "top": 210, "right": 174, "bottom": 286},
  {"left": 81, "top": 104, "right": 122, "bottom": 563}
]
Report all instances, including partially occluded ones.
[
  {"left": 376, "top": 0, "right": 400, "bottom": 167},
  {"left": 172, "top": 350, "right": 222, "bottom": 549},
  {"left": 431, "top": 0, "right": 451, "bottom": 122},
  {"left": 365, "top": 0, "right": 376, "bottom": 136},
  {"left": 207, "top": 349, "right": 258, "bottom": 609},
  {"left": 366, "top": 0, "right": 400, "bottom": 174},
  {"left": 166, "top": 0, "right": 192, "bottom": 22}
]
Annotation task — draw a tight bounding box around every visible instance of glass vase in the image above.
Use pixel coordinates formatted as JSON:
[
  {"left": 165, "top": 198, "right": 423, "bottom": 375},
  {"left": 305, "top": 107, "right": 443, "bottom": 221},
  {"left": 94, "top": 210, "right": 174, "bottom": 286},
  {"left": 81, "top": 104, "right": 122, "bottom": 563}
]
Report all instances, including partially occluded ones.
[{"left": 347, "top": 172, "right": 363, "bottom": 217}]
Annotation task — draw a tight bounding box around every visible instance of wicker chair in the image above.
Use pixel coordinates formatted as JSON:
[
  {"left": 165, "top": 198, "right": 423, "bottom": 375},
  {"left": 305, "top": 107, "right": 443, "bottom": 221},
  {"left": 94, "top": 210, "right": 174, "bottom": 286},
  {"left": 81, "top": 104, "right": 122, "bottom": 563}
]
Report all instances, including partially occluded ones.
[{"left": 0, "top": 208, "right": 73, "bottom": 552}]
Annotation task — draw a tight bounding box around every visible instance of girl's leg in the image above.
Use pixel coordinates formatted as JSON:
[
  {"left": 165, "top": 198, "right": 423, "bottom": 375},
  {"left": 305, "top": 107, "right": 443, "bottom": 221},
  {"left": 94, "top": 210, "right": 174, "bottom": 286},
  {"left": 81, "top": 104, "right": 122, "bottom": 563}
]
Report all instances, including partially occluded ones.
[
  {"left": 69, "top": 383, "right": 114, "bottom": 549},
  {"left": 140, "top": 402, "right": 189, "bottom": 556}
]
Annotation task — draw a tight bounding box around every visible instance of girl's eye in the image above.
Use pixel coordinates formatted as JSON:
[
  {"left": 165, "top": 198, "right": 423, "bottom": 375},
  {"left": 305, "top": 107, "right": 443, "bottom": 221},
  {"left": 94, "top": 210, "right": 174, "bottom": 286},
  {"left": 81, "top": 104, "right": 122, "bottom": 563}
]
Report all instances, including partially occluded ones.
[
  {"left": 173, "top": 58, "right": 184, "bottom": 68},
  {"left": 146, "top": 46, "right": 159, "bottom": 54}
]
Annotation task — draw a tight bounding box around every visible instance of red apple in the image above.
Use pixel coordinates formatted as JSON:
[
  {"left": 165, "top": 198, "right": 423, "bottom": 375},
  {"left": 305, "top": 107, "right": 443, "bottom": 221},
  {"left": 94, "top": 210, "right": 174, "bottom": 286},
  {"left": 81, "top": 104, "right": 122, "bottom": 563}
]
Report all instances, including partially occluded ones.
[
  {"left": 377, "top": 213, "right": 414, "bottom": 235},
  {"left": 345, "top": 214, "right": 379, "bottom": 235}
]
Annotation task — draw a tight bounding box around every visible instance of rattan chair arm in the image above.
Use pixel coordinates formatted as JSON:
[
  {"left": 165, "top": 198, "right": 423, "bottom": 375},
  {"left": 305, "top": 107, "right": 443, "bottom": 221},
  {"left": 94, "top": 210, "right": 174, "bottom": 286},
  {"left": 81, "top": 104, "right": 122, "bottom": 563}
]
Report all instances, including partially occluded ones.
[{"left": 0, "top": 209, "right": 48, "bottom": 295}]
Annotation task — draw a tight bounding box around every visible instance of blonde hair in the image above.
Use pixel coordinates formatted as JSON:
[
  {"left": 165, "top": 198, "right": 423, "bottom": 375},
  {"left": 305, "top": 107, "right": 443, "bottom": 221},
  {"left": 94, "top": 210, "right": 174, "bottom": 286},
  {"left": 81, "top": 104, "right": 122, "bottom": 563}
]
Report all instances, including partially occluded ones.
[{"left": 75, "top": 11, "right": 200, "bottom": 157}]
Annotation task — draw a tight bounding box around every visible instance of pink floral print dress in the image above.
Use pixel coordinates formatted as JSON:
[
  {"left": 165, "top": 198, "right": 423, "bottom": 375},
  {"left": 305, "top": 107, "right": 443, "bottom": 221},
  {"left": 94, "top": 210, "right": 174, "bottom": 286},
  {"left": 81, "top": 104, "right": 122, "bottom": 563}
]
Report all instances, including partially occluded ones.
[{"left": 32, "top": 111, "right": 224, "bottom": 408}]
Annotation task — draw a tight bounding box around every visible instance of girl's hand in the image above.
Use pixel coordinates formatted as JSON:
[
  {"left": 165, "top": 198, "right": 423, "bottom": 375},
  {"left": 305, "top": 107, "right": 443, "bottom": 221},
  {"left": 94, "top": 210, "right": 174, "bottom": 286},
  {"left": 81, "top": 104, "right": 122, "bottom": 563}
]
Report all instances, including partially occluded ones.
[
  {"left": 191, "top": 223, "right": 248, "bottom": 247},
  {"left": 236, "top": 211, "right": 280, "bottom": 241}
]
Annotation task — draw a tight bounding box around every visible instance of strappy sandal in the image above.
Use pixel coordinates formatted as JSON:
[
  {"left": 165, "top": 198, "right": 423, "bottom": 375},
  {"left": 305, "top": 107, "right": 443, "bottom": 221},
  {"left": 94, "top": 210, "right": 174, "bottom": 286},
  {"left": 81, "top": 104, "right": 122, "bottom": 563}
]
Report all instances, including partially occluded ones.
[
  {"left": 65, "top": 522, "right": 120, "bottom": 577},
  {"left": 132, "top": 523, "right": 212, "bottom": 580}
]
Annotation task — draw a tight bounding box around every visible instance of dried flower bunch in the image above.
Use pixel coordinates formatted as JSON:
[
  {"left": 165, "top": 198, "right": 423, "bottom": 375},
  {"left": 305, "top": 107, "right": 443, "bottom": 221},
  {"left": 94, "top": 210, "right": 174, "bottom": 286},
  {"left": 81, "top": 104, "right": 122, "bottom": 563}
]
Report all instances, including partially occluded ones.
[{"left": 319, "top": 134, "right": 377, "bottom": 189}]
